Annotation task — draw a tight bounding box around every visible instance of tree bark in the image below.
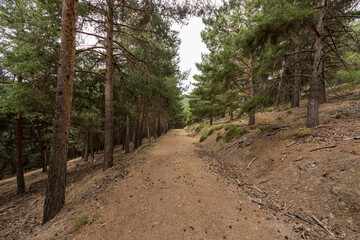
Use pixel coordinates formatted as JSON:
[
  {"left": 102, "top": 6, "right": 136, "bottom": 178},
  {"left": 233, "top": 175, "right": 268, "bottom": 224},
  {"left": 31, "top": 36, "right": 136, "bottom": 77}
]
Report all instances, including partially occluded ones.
[
  {"left": 15, "top": 89, "right": 25, "bottom": 195},
  {"left": 103, "top": 0, "right": 114, "bottom": 170},
  {"left": 146, "top": 107, "right": 150, "bottom": 140},
  {"left": 139, "top": 103, "right": 145, "bottom": 146},
  {"left": 43, "top": 0, "right": 79, "bottom": 224},
  {"left": 229, "top": 110, "right": 233, "bottom": 121},
  {"left": 210, "top": 115, "right": 213, "bottom": 125},
  {"left": 42, "top": 124, "right": 48, "bottom": 173},
  {"left": 292, "top": 48, "right": 301, "bottom": 108},
  {"left": 307, "top": 0, "right": 327, "bottom": 127},
  {"left": 89, "top": 131, "right": 94, "bottom": 160},
  {"left": 125, "top": 113, "right": 130, "bottom": 154},
  {"left": 83, "top": 132, "right": 89, "bottom": 162},
  {"left": 248, "top": 53, "right": 255, "bottom": 126},
  {"left": 274, "top": 61, "right": 285, "bottom": 111},
  {"left": 134, "top": 97, "right": 142, "bottom": 149},
  {"left": 157, "top": 112, "right": 161, "bottom": 137}
]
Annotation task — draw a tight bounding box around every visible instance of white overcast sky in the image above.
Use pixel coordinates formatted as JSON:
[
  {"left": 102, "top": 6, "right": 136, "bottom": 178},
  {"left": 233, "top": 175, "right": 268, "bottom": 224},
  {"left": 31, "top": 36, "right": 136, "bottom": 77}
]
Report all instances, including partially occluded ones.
[{"left": 172, "top": 17, "right": 209, "bottom": 94}]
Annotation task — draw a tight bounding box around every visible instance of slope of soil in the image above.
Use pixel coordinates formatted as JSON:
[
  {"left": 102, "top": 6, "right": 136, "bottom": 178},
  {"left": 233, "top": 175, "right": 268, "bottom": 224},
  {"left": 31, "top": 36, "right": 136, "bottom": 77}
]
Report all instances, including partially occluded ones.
[
  {"left": 1, "top": 130, "right": 298, "bottom": 240},
  {"left": 191, "top": 90, "right": 360, "bottom": 239}
]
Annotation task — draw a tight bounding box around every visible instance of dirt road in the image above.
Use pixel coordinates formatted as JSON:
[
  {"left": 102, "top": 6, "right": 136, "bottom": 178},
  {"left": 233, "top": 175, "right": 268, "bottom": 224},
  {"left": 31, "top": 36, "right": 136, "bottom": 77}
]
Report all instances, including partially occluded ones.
[{"left": 73, "top": 129, "right": 292, "bottom": 240}]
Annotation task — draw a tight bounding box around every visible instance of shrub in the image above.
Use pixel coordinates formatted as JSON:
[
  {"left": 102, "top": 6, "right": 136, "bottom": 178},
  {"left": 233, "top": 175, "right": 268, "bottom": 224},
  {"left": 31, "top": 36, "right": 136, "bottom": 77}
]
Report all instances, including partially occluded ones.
[
  {"left": 216, "top": 132, "right": 223, "bottom": 142},
  {"left": 276, "top": 116, "right": 282, "bottom": 120},
  {"left": 74, "top": 214, "right": 89, "bottom": 230},
  {"left": 258, "top": 125, "right": 270, "bottom": 131},
  {"left": 287, "top": 110, "right": 293, "bottom": 114},
  {"left": 225, "top": 127, "right": 246, "bottom": 142}
]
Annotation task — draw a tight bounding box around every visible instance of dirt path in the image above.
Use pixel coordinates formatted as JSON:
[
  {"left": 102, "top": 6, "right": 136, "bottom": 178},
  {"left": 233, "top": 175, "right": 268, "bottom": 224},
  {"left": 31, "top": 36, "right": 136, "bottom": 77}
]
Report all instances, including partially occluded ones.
[{"left": 72, "top": 129, "right": 292, "bottom": 240}]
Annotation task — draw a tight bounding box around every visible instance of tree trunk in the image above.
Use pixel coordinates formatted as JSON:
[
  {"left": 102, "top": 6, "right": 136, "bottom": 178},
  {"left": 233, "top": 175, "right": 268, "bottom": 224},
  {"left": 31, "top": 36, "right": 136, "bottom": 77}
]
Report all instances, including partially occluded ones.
[
  {"left": 146, "top": 107, "right": 150, "bottom": 140},
  {"left": 292, "top": 49, "right": 301, "bottom": 108},
  {"left": 157, "top": 113, "right": 161, "bottom": 137},
  {"left": 134, "top": 97, "right": 142, "bottom": 149},
  {"left": 319, "top": 62, "right": 326, "bottom": 104},
  {"left": 229, "top": 110, "right": 233, "bottom": 121},
  {"left": 307, "top": 0, "right": 327, "bottom": 127},
  {"left": 249, "top": 110, "right": 255, "bottom": 126},
  {"left": 83, "top": 132, "right": 89, "bottom": 162},
  {"left": 16, "top": 109, "right": 25, "bottom": 196},
  {"left": 103, "top": 0, "right": 114, "bottom": 170},
  {"left": 210, "top": 115, "right": 213, "bottom": 125},
  {"left": 139, "top": 104, "right": 145, "bottom": 146},
  {"left": 125, "top": 113, "right": 130, "bottom": 154},
  {"left": 89, "top": 131, "right": 94, "bottom": 160},
  {"left": 274, "top": 61, "right": 285, "bottom": 111},
  {"left": 43, "top": 0, "right": 78, "bottom": 224},
  {"left": 42, "top": 126, "right": 48, "bottom": 173},
  {"left": 248, "top": 53, "right": 255, "bottom": 126}
]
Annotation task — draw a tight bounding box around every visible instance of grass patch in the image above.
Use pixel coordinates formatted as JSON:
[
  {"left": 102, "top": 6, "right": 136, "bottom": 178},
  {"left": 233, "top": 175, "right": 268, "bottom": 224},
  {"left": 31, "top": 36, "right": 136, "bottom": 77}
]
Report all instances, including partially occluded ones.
[
  {"left": 199, "top": 128, "right": 216, "bottom": 142},
  {"left": 281, "top": 127, "right": 311, "bottom": 139},
  {"left": 347, "top": 95, "right": 360, "bottom": 101},
  {"left": 287, "top": 110, "right": 293, "bottom": 114},
  {"left": 276, "top": 116, "right": 282, "bottom": 120},
  {"left": 73, "top": 211, "right": 99, "bottom": 232},
  {"left": 248, "top": 124, "right": 270, "bottom": 131},
  {"left": 225, "top": 127, "right": 246, "bottom": 142},
  {"left": 74, "top": 214, "right": 90, "bottom": 231},
  {"left": 284, "top": 107, "right": 290, "bottom": 110},
  {"left": 216, "top": 132, "right": 223, "bottom": 142}
]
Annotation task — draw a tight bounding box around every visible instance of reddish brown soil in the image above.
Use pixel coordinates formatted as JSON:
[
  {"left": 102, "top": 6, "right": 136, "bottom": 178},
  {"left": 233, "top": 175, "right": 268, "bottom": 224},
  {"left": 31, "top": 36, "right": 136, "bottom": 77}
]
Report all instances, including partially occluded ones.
[
  {"left": 1, "top": 130, "right": 297, "bottom": 240},
  {"left": 195, "top": 92, "right": 360, "bottom": 240}
]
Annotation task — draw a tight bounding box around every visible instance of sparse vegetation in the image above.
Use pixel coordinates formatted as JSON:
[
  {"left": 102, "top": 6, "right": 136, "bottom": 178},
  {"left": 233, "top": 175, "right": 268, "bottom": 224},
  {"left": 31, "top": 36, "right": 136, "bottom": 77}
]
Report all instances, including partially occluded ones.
[{"left": 224, "top": 127, "right": 246, "bottom": 142}]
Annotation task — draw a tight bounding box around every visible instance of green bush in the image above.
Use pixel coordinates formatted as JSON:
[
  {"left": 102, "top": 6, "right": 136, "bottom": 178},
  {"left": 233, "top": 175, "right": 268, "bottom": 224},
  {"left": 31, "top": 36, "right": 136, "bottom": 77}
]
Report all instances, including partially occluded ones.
[
  {"left": 276, "top": 116, "right": 282, "bottom": 120},
  {"left": 287, "top": 110, "right": 293, "bottom": 114},
  {"left": 199, "top": 128, "right": 216, "bottom": 142},
  {"left": 258, "top": 125, "right": 270, "bottom": 131},
  {"left": 216, "top": 132, "right": 223, "bottom": 142},
  {"left": 225, "top": 127, "right": 246, "bottom": 142},
  {"left": 284, "top": 107, "right": 290, "bottom": 110}
]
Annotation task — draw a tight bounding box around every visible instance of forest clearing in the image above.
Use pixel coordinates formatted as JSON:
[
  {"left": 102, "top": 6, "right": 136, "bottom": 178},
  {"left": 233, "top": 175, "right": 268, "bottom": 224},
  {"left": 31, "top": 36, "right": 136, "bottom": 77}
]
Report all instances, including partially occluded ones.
[{"left": 1, "top": 0, "right": 360, "bottom": 239}]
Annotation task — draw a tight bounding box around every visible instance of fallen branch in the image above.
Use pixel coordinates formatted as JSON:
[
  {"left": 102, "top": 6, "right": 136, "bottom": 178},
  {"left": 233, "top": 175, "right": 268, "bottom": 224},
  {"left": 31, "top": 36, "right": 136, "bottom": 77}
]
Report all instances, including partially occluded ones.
[
  {"left": 343, "top": 136, "right": 360, "bottom": 141},
  {"left": 310, "top": 145, "right": 337, "bottom": 152},
  {"left": 312, "top": 215, "right": 336, "bottom": 238},
  {"left": 281, "top": 153, "right": 288, "bottom": 161},
  {"left": 286, "top": 141, "right": 297, "bottom": 148},
  {"left": 247, "top": 157, "right": 258, "bottom": 170},
  {"left": 246, "top": 184, "right": 267, "bottom": 195}
]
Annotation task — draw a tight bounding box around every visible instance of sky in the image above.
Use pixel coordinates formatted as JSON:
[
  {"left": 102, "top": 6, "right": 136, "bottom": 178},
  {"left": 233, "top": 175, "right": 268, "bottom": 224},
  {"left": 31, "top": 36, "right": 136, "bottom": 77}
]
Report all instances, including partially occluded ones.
[{"left": 173, "top": 18, "right": 209, "bottom": 94}]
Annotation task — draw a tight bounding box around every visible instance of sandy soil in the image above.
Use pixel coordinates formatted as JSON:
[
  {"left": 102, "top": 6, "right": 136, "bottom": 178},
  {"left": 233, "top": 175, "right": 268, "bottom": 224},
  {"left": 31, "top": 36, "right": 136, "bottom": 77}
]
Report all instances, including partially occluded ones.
[{"left": 70, "top": 129, "right": 294, "bottom": 240}]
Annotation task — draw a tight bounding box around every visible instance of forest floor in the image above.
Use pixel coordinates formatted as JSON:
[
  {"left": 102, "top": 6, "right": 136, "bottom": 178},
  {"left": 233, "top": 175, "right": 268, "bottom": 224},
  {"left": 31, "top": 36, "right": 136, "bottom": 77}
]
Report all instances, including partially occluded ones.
[
  {"left": 0, "top": 86, "right": 359, "bottom": 240},
  {"left": 188, "top": 86, "right": 360, "bottom": 240},
  {"left": 1, "top": 129, "right": 297, "bottom": 240}
]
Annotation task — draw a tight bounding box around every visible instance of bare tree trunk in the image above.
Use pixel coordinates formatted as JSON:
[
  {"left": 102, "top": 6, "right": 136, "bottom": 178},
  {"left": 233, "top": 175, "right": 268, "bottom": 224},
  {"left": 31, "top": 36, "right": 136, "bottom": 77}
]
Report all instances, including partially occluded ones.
[
  {"left": 229, "top": 110, "right": 233, "bottom": 121},
  {"left": 42, "top": 124, "right": 48, "bottom": 173},
  {"left": 157, "top": 112, "right": 161, "bottom": 137},
  {"left": 274, "top": 61, "right": 285, "bottom": 111},
  {"left": 15, "top": 95, "right": 25, "bottom": 196},
  {"left": 292, "top": 49, "right": 301, "bottom": 108},
  {"left": 210, "top": 115, "right": 213, "bottom": 125},
  {"left": 307, "top": 0, "right": 327, "bottom": 127},
  {"left": 103, "top": 0, "right": 114, "bottom": 170},
  {"left": 125, "top": 113, "right": 130, "bottom": 154},
  {"left": 146, "top": 107, "right": 150, "bottom": 140},
  {"left": 43, "top": 0, "right": 78, "bottom": 224},
  {"left": 134, "top": 97, "right": 142, "bottom": 149},
  {"left": 139, "top": 104, "right": 145, "bottom": 146},
  {"left": 248, "top": 53, "right": 255, "bottom": 126},
  {"left": 89, "top": 131, "right": 94, "bottom": 160},
  {"left": 319, "top": 62, "right": 326, "bottom": 104},
  {"left": 83, "top": 132, "right": 89, "bottom": 162}
]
